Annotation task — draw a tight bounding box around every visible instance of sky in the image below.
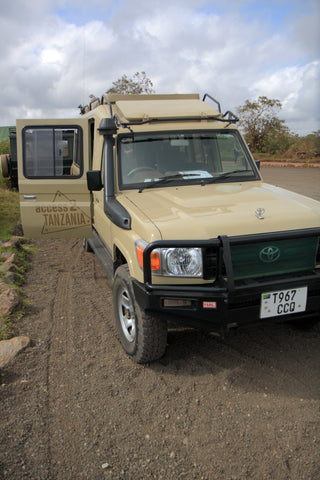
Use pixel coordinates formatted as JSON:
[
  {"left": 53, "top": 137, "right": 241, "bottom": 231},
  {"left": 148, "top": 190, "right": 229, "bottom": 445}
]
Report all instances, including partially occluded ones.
[{"left": 0, "top": 0, "right": 319, "bottom": 135}]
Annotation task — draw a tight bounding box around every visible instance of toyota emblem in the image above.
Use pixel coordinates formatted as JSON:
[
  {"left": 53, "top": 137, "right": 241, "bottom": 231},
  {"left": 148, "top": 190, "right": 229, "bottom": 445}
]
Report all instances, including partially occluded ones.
[
  {"left": 259, "top": 246, "right": 281, "bottom": 263},
  {"left": 255, "top": 208, "right": 265, "bottom": 219}
]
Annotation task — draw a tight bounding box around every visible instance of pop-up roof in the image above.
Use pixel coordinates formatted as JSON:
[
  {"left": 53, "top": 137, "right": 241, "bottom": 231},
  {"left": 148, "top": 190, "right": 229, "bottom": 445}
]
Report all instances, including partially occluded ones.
[{"left": 115, "top": 97, "right": 220, "bottom": 122}]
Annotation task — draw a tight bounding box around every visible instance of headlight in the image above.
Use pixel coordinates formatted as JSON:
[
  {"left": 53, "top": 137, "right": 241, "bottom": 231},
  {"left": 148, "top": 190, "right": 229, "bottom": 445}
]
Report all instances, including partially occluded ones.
[
  {"left": 136, "top": 241, "right": 203, "bottom": 278},
  {"left": 161, "top": 248, "right": 203, "bottom": 277}
]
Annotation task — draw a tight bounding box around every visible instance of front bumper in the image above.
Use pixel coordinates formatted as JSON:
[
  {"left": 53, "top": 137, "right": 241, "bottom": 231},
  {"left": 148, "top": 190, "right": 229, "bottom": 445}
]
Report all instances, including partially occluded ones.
[{"left": 134, "top": 228, "right": 320, "bottom": 334}]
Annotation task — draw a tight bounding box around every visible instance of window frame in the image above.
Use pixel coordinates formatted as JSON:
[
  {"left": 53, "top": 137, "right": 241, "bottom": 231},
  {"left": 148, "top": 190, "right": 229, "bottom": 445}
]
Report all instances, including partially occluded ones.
[{"left": 22, "top": 125, "right": 83, "bottom": 179}]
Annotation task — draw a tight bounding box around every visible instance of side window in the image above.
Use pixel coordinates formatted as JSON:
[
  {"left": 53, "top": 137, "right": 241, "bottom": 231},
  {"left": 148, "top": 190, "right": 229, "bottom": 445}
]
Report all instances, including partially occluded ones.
[{"left": 23, "top": 126, "right": 82, "bottom": 178}]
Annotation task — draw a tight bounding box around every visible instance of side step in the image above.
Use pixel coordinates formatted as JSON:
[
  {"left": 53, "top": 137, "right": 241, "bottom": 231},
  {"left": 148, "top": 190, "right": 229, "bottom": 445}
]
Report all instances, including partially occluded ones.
[{"left": 87, "top": 230, "right": 114, "bottom": 282}]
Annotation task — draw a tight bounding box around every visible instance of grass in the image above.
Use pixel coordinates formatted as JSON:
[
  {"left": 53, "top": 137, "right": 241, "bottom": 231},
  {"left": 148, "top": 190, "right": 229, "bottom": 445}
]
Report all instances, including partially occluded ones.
[
  {"left": 0, "top": 314, "right": 15, "bottom": 340},
  {"left": 0, "top": 242, "right": 33, "bottom": 340},
  {"left": 0, "top": 173, "right": 31, "bottom": 340},
  {"left": 0, "top": 175, "right": 20, "bottom": 239}
]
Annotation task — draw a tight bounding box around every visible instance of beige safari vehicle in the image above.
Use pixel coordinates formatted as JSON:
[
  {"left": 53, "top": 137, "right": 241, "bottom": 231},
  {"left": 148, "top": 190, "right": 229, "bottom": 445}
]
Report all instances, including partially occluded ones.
[{"left": 16, "top": 93, "right": 320, "bottom": 363}]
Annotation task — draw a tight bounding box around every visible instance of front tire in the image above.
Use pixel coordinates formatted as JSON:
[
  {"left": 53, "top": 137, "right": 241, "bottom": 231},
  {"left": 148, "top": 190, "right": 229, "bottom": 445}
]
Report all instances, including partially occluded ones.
[{"left": 112, "top": 265, "right": 167, "bottom": 363}]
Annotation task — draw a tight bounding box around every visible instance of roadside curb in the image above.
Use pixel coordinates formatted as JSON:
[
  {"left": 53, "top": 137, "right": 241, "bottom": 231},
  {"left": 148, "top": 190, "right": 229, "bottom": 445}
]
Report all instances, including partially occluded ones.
[{"left": 261, "top": 161, "right": 320, "bottom": 168}]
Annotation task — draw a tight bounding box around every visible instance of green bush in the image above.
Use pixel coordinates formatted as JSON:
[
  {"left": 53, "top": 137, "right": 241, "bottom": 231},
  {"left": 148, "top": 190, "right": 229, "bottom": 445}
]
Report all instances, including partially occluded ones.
[
  {"left": 0, "top": 140, "right": 10, "bottom": 154},
  {"left": 0, "top": 174, "right": 20, "bottom": 239}
]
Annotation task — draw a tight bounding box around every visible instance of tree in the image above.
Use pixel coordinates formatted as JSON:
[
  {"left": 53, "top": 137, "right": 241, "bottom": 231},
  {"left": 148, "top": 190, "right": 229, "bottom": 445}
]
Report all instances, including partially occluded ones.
[
  {"left": 107, "top": 71, "right": 155, "bottom": 95},
  {"left": 237, "top": 96, "right": 291, "bottom": 154}
]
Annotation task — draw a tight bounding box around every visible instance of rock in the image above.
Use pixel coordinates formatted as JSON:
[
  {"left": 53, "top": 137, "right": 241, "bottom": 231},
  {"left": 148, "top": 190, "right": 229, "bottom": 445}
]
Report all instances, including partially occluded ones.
[
  {"left": 0, "top": 250, "right": 21, "bottom": 284},
  {"left": 0, "top": 336, "right": 30, "bottom": 369},
  {"left": 1, "top": 252, "right": 13, "bottom": 262},
  {"left": 0, "top": 287, "right": 20, "bottom": 316},
  {"left": 20, "top": 243, "right": 32, "bottom": 253},
  {"left": 11, "top": 223, "right": 24, "bottom": 236},
  {"left": 0, "top": 257, "right": 19, "bottom": 273},
  {"left": 0, "top": 237, "right": 22, "bottom": 249}
]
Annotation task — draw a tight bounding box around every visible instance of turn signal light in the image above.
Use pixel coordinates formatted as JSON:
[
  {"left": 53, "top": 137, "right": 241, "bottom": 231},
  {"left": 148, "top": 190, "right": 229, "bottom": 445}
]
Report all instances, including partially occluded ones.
[{"left": 136, "top": 243, "right": 160, "bottom": 271}]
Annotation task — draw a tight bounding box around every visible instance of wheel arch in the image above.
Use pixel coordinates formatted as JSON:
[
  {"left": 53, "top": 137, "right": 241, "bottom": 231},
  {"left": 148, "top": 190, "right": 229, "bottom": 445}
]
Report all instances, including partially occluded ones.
[
  {"left": 112, "top": 235, "right": 142, "bottom": 280},
  {"left": 114, "top": 245, "right": 127, "bottom": 272}
]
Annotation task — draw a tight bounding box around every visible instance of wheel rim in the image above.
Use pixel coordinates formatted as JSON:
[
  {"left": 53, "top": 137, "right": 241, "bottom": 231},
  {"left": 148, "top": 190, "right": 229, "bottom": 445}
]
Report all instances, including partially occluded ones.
[{"left": 118, "top": 287, "right": 136, "bottom": 343}]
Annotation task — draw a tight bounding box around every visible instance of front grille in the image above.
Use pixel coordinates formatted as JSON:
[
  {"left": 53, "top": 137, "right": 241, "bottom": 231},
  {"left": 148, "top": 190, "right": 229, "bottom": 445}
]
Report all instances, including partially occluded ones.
[
  {"left": 202, "top": 247, "right": 218, "bottom": 279},
  {"left": 230, "top": 237, "right": 318, "bottom": 281},
  {"left": 202, "top": 236, "right": 319, "bottom": 283},
  {"left": 202, "top": 247, "right": 226, "bottom": 280}
]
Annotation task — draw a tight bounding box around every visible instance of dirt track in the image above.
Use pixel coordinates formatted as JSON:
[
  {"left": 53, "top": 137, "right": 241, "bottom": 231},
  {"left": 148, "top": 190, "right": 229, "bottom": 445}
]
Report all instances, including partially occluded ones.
[{"left": 1, "top": 167, "right": 319, "bottom": 480}]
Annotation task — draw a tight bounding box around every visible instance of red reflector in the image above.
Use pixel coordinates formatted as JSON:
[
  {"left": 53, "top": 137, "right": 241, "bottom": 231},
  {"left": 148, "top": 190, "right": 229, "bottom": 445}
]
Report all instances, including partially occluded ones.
[{"left": 203, "top": 301, "right": 217, "bottom": 309}]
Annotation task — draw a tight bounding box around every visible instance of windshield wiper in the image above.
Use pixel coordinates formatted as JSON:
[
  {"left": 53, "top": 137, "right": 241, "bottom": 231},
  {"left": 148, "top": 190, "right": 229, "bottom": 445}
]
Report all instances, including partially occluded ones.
[
  {"left": 203, "top": 169, "right": 252, "bottom": 185},
  {"left": 138, "top": 173, "right": 200, "bottom": 193}
]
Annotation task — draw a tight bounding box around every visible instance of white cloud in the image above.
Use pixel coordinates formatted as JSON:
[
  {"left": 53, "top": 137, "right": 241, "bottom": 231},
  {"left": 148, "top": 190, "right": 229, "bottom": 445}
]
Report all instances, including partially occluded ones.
[
  {"left": 0, "top": 0, "right": 319, "bottom": 135},
  {"left": 251, "top": 61, "right": 320, "bottom": 134}
]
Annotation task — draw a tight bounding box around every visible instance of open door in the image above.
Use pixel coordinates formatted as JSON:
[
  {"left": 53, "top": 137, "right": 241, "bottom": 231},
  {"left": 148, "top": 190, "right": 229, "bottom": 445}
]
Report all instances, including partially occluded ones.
[{"left": 17, "top": 118, "right": 92, "bottom": 238}]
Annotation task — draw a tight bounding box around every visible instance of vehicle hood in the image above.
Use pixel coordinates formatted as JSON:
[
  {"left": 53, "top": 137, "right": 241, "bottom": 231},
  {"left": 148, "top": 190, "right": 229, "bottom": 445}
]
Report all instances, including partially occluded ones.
[{"left": 122, "top": 181, "right": 320, "bottom": 240}]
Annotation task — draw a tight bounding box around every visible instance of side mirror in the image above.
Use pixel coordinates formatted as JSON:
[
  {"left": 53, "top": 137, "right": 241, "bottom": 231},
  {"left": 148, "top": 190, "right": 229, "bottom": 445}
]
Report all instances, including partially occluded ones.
[
  {"left": 87, "top": 170, "right": 103, "bottom": 191},
  {"left": 255, "top": 160, "right": 261, "bottom": 170}
]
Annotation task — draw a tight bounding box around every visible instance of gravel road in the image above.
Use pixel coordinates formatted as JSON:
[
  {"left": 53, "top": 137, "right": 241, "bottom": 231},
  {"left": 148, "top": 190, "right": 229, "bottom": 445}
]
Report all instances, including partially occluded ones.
[
  {"left": 261, "top": 166, "right": 320, "bottom": 202},
  {"left": 0, "top": 167, "right": 319, "bottom": 480}
]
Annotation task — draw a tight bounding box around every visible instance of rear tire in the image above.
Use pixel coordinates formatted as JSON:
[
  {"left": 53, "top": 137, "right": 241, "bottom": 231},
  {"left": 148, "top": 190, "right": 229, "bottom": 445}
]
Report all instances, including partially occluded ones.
[
  {"left": 83, "top": 238, "right": 93, "bottom": 252},
  {"left": 1, "top": 154, "right": 9, "bottom": 177},
  {"left": 112, "top": 265, "right": 167, "bottom": 363}
]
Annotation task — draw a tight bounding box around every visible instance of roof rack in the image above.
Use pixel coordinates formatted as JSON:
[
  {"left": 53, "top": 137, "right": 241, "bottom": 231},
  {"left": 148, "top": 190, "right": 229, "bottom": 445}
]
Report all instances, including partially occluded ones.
[
  {"left": 202, "top": 94, "right": 239, "bottom": 123},
  {"left": 113, "top": 112, "right": 238, "bottom": 129},
  {"left": 78, "top": 95, "right": 101, "bottom": 114},
  {"left": 202, "top": 93, "right": 221, "bottom": 113},
  {"left": 102, "top": 95, "right": 113, "bottom": 117},
  {"left": 80, "top": 92, "right": 239, "bottom": 127}
]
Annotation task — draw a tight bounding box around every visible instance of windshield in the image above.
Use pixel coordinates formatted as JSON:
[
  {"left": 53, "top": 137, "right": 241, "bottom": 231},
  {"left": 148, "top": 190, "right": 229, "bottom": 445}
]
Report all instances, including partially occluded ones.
[{"left": 119, "top": 131, "right": 258, "bottom": 189}]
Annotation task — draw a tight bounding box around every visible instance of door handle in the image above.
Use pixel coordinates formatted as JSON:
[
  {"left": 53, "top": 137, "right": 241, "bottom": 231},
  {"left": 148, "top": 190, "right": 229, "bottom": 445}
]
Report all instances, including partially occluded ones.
[{"left": 23, "top": 195, "right": 37, "bottom": 199}]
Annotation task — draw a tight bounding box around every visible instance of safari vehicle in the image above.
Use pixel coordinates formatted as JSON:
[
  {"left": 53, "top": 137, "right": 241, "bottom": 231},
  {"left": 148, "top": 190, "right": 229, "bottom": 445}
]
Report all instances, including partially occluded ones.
[
  {"left": 1, "top": 127, "right": 18, "bottom": 188},
  {"left": 16, "top": 93, "right": 320, "bottom": 363}
]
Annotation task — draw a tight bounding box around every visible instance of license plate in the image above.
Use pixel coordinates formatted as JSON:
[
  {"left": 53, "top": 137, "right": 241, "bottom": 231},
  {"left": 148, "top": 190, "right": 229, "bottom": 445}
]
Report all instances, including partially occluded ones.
[{"left": 260, "top": 287, "right": 308, "bottom": 319}]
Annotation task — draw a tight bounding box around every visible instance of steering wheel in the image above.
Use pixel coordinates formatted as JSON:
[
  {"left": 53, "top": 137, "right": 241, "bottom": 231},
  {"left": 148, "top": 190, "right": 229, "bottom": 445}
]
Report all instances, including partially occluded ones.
[{"left": 127, "top": 166, "right": 155, "bottom": 177}]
